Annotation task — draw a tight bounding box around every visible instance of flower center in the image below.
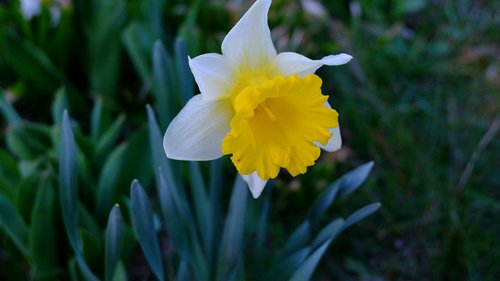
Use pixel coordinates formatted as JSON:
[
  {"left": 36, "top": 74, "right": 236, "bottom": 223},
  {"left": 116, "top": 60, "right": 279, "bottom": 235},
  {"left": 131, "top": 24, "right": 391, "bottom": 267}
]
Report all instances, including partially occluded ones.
[{"left": 221, "top": 74, "right": 339, "bottom": 180}]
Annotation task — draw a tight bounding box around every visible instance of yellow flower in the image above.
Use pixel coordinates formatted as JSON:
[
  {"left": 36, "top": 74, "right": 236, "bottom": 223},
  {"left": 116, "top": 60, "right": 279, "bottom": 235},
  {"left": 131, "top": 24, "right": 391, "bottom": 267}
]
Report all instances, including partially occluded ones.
[{"left": 164, "top": 0, "right": 352, "bottom": 198}]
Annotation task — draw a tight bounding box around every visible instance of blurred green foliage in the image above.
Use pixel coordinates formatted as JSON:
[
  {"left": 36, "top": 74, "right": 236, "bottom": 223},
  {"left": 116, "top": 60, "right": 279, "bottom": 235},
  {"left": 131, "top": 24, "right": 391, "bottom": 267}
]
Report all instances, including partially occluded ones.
[{"left": 0, "top": 0, "right": 499, "bottom": 280}]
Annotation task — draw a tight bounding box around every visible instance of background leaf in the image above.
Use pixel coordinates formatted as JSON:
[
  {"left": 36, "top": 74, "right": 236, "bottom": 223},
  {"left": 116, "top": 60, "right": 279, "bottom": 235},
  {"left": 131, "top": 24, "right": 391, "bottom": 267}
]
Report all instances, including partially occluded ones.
[
  {"left": 59, "top": 110, "right": 79, "bottom": 252},
  {"left": 130, "top": 180, "right": 165, "bottom": 281},
  {"left": 29, "top": 182, "right": 61, "bottom": 281},
  {"left": 0, "top": 194, "right": 29, "bottom": 257},
  {"left": 105, "top": 204, "right": 125, "bottom": 281},
  {"left": 216, "top": 176, "right": 248, "bottom": 281}
]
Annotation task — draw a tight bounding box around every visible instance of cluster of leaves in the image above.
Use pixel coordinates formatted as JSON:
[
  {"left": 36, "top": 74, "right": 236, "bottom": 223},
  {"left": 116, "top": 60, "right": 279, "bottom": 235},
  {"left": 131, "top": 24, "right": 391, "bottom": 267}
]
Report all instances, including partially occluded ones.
[
  {"left": 0, "top": 89, "right": 150, "bottom": 280},
  {"left": 0, "top": 93, "right": 379, "bottom": 281}
]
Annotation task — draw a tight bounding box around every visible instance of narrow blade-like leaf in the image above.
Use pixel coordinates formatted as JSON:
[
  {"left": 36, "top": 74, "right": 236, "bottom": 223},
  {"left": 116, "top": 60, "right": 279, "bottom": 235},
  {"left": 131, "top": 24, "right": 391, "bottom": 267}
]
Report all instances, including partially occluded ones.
[
  {"left": 174, "top": 38, "right": 193, "bottom": 104},
  {"left": 279, "top": 221, "right": 312, "bottom": 258},
  {"left": 0, "top": 194, "right": 29, "bottom": 257},
  {"left": 338, "top": 161, "right": 375, "bottom": 199},
  {"left": 0, "top": 92, "right": 22, "bottom": 127},
  {"left": 59, "top": 110, "right": 79, "bottom": 251},
  {"left": 152, "top": 41, "right": 175, "bottom": 129},
  {"left": 93, "top": 114, "right": 125, "bottom": 163},
  {"left": 188, "top": 162, "right": 211, "bottom": 254},
  {"left": 30, "top": 183, "right": 61, "bottom": 280},
  {"left": 130, "top": 180, "right": 165, "bottom": 281},
  {"left": 343, "top": 203, "right": 381, "bottom": 230},
  {"left": 95, "top": 144, "right": 126, "bottom": 218},
  {"left": 310, "top": 219, "right": 344, "bottom": 250},
  {"left": 147, "top": 106, "right": 188, "bottom": 222},
  {"left": 216, "top": 176, "right": 248, "bottom": 280},
  {"left": 308, "top": 161, "right": 374, "bottom": 222},
  {"left": 59, "top": 111, "right": 100, "bottom": 281},
  {"left": 123, "top": 23, "right": 154, "bottom": 83},
  {"left": 105, "top": 204, "right": 125, "bottom": 281},
  {"left": 262, "top": 248, "right": 310, "bottom": 281},
  {"left": 51, "top": 88, "right": 68, "bottom": 125},
  {"left": 287, "top": 237, "right": 334, "bottom": 281}
]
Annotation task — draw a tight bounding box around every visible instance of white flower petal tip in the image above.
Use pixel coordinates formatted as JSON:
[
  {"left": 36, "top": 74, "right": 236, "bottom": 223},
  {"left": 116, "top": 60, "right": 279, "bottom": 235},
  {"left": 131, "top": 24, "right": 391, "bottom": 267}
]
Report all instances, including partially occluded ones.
[
  {"left": 188, "top": 53, "right": 234, "bottom": 99},
  {"left": 221, "top": 0, "right": 276, "bottom": 68},
  {"left": 163, "top": 95, "right": 232, "bottom": 161},
  {"left": 273, "top": 52, "right": 353, "bottom": 77},
  {"left": 241, "top": 172, "right": 268, "bottom": 199},
  {"left": 321, "top": 53, "right": 353, "bottom": 65},
  {"left": 315, "top": 126, "right": 342, "bottom": 152}
]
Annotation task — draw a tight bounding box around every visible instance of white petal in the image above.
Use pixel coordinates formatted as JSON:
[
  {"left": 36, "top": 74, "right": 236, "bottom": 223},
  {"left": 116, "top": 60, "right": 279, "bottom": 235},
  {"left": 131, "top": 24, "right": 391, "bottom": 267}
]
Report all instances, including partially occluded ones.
[
  {"left": 221, "top": 0, "right": 277, "bottom": 69},
  {"left": 188, "top": 53, "right": 235, "bottom": 99},
  {"left": 314, "top": 102, "right": 342, "bottom": 152},
  {"left": 316, "top": 126, "right": 342, "bottom": 152},
  {"left": 164, "top": 95, "right": 233, "bottom": 161},
  {"left": 273, "top": 52, "right": 352, "bottom": 77},
  {"left": 241, "top": 172, "right": 268, "bottom": 199}
]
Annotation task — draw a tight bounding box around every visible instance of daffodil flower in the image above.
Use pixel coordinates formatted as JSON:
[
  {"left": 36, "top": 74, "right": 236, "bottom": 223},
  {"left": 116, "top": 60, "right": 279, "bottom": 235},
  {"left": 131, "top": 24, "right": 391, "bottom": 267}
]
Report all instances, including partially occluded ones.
[{"left": 164, "top": 0, "right": 352, "bottom": 198}]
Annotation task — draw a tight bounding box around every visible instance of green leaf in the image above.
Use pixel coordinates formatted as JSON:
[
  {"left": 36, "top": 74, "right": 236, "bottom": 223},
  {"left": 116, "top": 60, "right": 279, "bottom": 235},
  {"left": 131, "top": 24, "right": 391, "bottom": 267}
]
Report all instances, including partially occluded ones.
[
  {"left": 0, "top": 149, "right": 20, "bottom": 199},
  {"left": 69, "top": 257, "right": 78, "bottom": 281},
  {"left": 95, "top": 144, "right": 126, "bottom": 219},
  {"left": 95, "top": 127, "right": 152, "bottom": 209},
  {"left": 0, "top": 194, "right": 29, "bottom": 257},
  {"left": 1, "top": 32, "right": 65, "bottom": 91},
  {"left": 226, "top": 258, "right": 245, "bottom": 281},
  {"left": 279, "top": 221, "right": 312, "bottom": 259},
  {"left": 147, "top": 106, "right": 189, "bottom": 224},
  {"left": 76, "top": 254, "right": 100, "bottom": 281},
  {"left": 90, "top": 97, "right": 105, "bottom": 140},
  {"left": 147, "top": 107, "right": 207, "bottom": 278},
  {"left": 174, "top": 38, "right": 194, "bottom": 104},
  {"left": 30, "top": 183, "right": 62, "bottom": 281},
  {"left": 158, "top": 168, "right": 208, "bottom": 280},
  {"left": 79, "top": 205, "right": 103, "bottom": 243},
  {"left": 111, "top": 261, "right": 127, "bottom": 281},
  {"left": 310, "top": 219, "right": 344, "bottom": 250},
  {"left": 5, "top": 126, "right": 47, "bottom": 159},
  {"left": 308, "top": 161, "right": 374, "bottom": 223},
  {"left": 105, "top": 205, "right": 125, "bottom": 281},
  {"left": 342, "top": 203, "right": 381, "bottom": 230},
  {"left": 139, "top": 0, "right": 164, "bottom": 36},
  {"left": 122, "top": 23, "right": 155, "bottom": 83},
  {"left": 157, "top": 168, "right": 188, "bottom": 257},
  {"left": 60, "top": 111, "right": 99, "bottom": 281},
  {"left": 188, "top": 162, "right": 211, "bottom": 253},
  {"left": 147, "top": 105, "right": 172, "bottom": 186},
  {"left": 178, "top": 1, "right": 201, "bottom": 53},
  {"left": 176, "top": 260, "right": 191, "bottom": 281},
  {"left": 59, "top": 110, "right": 79, "bottom": 252},
  {"left": 16, "top": 173, "right": 41, "bottom": 219},
  {"left": 287, "top": 237, "right": 334, "bottom": 281},
  {"left": 152, "top": 41, "right": 175, "bottom": 129},
  {"left": 0, "top": 93, "right": 22, "bottom": 127},
  {"left": 51, "top": 88, "right": 69, "bottom": 125},
  {"left": 208, "top": 159, "right": 223, "bottom": 259},
  {"left": 216, "top": 176, "right": 248, "bottom": 280},
  {"left": 93, "top": 114, "right": 125, "bottom": 164},
  {"left": 337, "top": 161, "right": 374, "bottom": 199},
  {"left": 88, "top": 0, "right": 126, "bottom": 97},
  {"left": 255, "top": 187, "right": 272, "bottom": 257},
  {"left": 262, "top": 248, "right": 310, "bottom": 281},
  {"left": 130, "top": 180, "right": 165, "bottom": 281}
]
